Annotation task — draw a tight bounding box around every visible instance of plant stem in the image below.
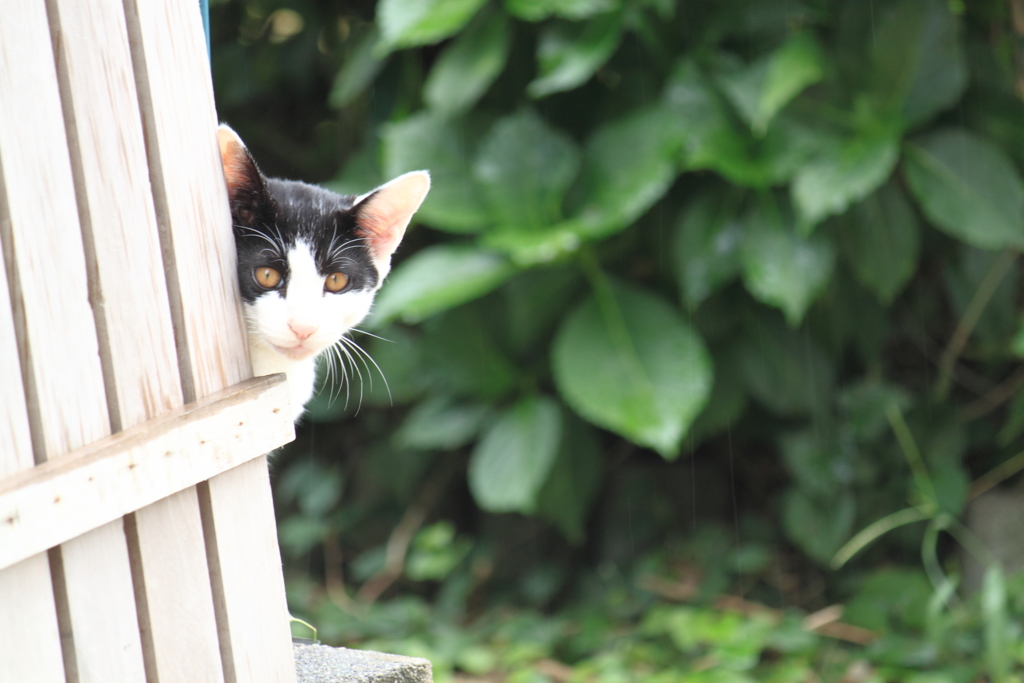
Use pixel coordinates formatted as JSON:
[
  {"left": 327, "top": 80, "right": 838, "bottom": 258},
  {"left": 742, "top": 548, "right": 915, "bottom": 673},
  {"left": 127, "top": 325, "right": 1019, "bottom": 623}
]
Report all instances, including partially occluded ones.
[
  {"left": 936, "top": 249, "right": 1017, "bottom": 398},
  {"left": 831, "top": 506, "right": 931, "bottom": 569},
  {"left": 886, "top": 405, "right": 938, "bottom": 510},
  {"left": 969, "top": 448, "right": 1024, "bottom": 500}
]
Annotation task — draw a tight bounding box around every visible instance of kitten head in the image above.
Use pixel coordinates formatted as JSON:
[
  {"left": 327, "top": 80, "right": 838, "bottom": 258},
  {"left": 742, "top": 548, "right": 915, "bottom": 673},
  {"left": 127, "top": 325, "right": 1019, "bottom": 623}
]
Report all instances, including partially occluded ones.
[{"left": 217, "top": 125, "right": 429, "bottom": 363}]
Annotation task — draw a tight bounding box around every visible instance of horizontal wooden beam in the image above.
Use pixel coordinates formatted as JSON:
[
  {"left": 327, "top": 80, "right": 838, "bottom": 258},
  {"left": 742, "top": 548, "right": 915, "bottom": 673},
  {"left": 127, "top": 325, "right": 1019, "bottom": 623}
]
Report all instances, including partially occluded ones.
[{"left": 0, "top": 375, "right": 294, "bottom": 571}]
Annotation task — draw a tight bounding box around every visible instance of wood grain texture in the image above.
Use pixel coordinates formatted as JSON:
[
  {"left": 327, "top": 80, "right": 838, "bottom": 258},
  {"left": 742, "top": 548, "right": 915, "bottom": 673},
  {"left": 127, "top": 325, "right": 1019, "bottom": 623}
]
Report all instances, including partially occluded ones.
[
  {"left": 47, "top": 0, "right": 182, "bottom": 432},
  {"left": 0, "top": 227, "right": 33, "bottom": 477},
  {"left": 56, "top": 520, "right": 147, "bottom": 682},
  {"left": 127, "top": 488, "right": 226, "bottom": 683},
  {"left": 200, "top": 456, "right": 296, "bottom": 683},
  {"left": 0, "top": 2, "right": 115, "bottom": 679},
  {"left": 45, "top": 2, "right": 211, "bottom": 679},
  {"left": 0, "top": 555, "right": 66, "bottom": 683},
  {"left": 124, "top": 2, "right": 297, "bottom": 681},
  {"left": 0, "top": 375, "right": 293, "bottom": 571},
  {"left": 0, "top": 0, "right": 108, "bottom": 459},
  {"left": 123, "top": 0, "right": 249, "bottom": 402}
]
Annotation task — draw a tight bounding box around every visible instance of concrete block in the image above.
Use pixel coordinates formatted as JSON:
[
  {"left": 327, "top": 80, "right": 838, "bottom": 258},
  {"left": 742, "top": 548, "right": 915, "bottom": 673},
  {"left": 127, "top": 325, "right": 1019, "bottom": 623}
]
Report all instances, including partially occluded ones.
[
  {"left": 963, "top": 489, "right": 1024, "bottom": 593},
  {"left": 293, "top": 643, "right": 433, "bottom": 683}
]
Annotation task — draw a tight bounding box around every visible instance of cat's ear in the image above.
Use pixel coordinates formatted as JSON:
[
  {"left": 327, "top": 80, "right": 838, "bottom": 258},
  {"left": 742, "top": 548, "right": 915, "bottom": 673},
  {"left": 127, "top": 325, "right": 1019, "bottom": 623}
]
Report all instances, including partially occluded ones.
[
  {"left": 352, "top": 171, "right": 430, "bottom": 265},
  {"left": 217, "top": 124, "right": 270, "bottom": 224}
]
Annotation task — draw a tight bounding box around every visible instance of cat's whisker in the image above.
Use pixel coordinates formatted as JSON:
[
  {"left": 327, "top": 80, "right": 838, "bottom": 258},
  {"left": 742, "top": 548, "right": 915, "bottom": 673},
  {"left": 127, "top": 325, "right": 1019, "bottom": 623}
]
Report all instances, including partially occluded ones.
[
  {"left": 351, "top": 328, "right": 394, "bottom": 343},
  {"left": 235, "top": 225, "right": 284, "bottom": 253},
  {"left": 342, "top": 335, "right": 393, "bottom": 406},
  {"left": 326, "top": 238, "right": 370, "bottom": 261},
  {"left": 330, "top": 343, "right": 351, "bottom": 411},
  {"left": 324, "top": 346, "right": 342, "bottom": 409},
  {"left": 340, "top": 336, "right": 374, "bottom": 392},
  {"left": 335, "top": 339, "right": 365, "bottom": 415}
]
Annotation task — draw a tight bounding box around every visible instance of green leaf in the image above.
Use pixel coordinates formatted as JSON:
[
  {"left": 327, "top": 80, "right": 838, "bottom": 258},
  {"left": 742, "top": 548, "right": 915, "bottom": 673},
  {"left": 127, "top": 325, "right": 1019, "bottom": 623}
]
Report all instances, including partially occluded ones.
[
  {"left": 327, "top": 141, "right": 383, "bottom": 197},
  {"left": 570, "top": 105, "right": 683, "bottom": 239},
  {"left": 473, "top": 109, "right": 581, "bottom": 232},
  {"left": 468, "top": 396, "right": 563, "bottom": 513},
  {"left": 782, "top": 488, "right": 855, "bottom": 565},
  {"left": 376, "top": 0, "right": 488, "bottom": 53},
  {"left": 370, "top": 245, "right": 517, "bottom": 325},
  {"left": 844, "top": 568, "right": 932, "bottom": 633},
  {"left": 983, "top": 566, "right": 1010, "bottom": 683},
  {"left": 527, "top": 11, "right": 623, "bottom": 98},
  {"left": 791, "top": 132, "right": 899, "bottom": 228},
  {"left": 382, "top": 112, "right": 491, "bottom": 232},
  {"left": 719, "top": 33, "right": 824, "bottom": 135},
  {"left": 739, "top": 201, "right": 836, "bottom": 325},
  {"left": 871, "top": 0, "right": 967, "bottom": 126},
  {"left": 673, "top": 189, "right": 744, "bottom": 308},
  {"left": 839, "top": 379, "right": 912, "bottom": 443},
  {"left": 552, "top": 280, "right": 713, "bottom": 458},
  {"left": 506, "top": 0, "right": 618, "bottom": 21},
  {"left": 536, "top": 416, "right": 603, "bottom": 544},
  {"left": 839, "top": 181, "right": 921, "bottom": 304},
  {"left": 664, "top": 61, "right": 823, "bottom": 189},
  {"left": 780, "top": 430, "right": 849, "bottom": 498},
  {"left": 921, "top": 419, "right": 968, "bottom": 517},
  {"left": 328, "top": 27, "right": 388, "bottom": 109},
  {"left": 394, "top": 396, "right": 493, "bottom": 450},
  {"left": 904, "top": 128, "right": 1024, "bottom": 250},
  {"left": 424, "top": 8, "right": 511, "bottom": 115},
  {"left": 736, "top": 310, "right": 835, "bottom": 416},
  {"left": 481, "top": 223, "right": 582, "bottom": 265},
  {"left": 664, "top": 60, "right": 745, "bottom": 175},
  {"left": 405, "top": 522, "right": 472, "bottom": 581},
  {"left": 421, "top": 307, "right": 518, "bottom": 400}
]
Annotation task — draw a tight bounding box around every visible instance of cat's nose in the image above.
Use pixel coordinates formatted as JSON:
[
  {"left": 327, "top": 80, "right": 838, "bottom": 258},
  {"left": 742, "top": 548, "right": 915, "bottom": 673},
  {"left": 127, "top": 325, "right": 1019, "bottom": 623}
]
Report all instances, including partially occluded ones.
[{"left": 288, "top": 321, "right": 319, "bottom": 341}]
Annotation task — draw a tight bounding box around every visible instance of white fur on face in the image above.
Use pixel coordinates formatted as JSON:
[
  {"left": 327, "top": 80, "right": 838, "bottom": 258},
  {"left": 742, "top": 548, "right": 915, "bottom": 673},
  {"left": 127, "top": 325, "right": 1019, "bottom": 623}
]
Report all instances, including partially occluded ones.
[{"left": 245, "top": 240, "right": 376, "bottom": 363}]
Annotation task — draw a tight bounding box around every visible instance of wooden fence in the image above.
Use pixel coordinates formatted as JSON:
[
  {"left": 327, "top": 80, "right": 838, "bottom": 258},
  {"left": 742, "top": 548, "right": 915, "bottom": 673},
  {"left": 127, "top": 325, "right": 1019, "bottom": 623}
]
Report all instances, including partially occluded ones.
[{"left": 0, "top": 1, "right": 298, "bottom": 681}]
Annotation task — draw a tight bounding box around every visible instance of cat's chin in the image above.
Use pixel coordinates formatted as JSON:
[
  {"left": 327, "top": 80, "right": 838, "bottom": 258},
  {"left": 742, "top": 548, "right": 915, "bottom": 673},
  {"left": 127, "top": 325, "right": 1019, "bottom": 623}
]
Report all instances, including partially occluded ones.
[{"left": 270, "top": 342, "right": 322, "bottom": 362}]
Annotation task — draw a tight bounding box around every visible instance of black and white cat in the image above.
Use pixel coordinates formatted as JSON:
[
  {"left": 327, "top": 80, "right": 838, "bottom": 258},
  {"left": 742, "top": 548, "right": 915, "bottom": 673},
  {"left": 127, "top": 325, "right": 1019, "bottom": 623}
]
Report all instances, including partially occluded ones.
[{"left": 217, "top": 125, "right": 429, "bottom": 420}]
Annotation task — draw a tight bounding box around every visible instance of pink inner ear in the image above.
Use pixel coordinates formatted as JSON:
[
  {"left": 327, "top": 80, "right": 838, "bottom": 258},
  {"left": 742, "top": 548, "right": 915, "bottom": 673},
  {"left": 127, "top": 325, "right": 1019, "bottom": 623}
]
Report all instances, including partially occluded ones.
[
  {"left": 356, "top": 172, "right": 430, "bottom": 261},
  {"left": 217, "top": 126, "right": 255, "bottom": 195}
]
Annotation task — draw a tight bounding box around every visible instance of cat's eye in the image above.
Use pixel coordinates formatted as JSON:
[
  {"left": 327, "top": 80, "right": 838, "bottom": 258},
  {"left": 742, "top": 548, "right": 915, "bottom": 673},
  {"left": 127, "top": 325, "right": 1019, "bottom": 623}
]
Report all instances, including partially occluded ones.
[
  {"left": 254, "top": 266, "right": 282, "bottom": 289},
  {"left": 324, "top": 272, "right": 349, "bottom": 293}
]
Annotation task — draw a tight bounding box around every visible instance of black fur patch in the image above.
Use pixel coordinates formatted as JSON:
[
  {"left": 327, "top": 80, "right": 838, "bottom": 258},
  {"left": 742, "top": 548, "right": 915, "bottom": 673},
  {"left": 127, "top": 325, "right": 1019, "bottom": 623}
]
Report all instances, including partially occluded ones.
[{"left": 232, "top": 177, "right": 380, "bottom": 305}]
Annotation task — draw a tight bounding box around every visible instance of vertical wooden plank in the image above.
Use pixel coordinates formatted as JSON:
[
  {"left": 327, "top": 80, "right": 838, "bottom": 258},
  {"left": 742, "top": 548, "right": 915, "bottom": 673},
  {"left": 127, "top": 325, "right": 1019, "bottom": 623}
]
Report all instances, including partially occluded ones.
[
  {"left": 55, "top": 520, "right": 145, "bottom": 682},
  {"left": 126, "top": 489, "right": 225, "bottom": 683},
  {"left": 0, "top": 200, "right": 32, "bottom": 478},
  {"left": 0, "top": 0, "right": 107, "bottom": 461},
  {"left": 0, "top": 1, "right": 105, "bottom": 681},
  {"left": 0, "top": 556, "right": 66, "bottom": 683},
  {"left": 47, "top": 0, "right": 183, "bottom": 432},
  {"left": 124, "top": 1, "right": 295, "bottom": 681},
  {"left": 199, "top": 456, "right": 293, "bottom": 683},
  {"left": 47, "top": 1, "right": 226, "bottom": 681},
  {"left": 0, "top": 180, "right": 43, "bottom": 683},
  {"left": 122, "top": 0, "right": 250, "bottom": 402}
]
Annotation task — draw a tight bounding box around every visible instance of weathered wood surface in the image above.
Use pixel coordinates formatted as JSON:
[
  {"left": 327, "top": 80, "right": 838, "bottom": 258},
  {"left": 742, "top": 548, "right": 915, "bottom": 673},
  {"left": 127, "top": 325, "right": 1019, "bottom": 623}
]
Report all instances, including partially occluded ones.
[
  {"left": 0, "top": 0, "right": 298, "bottom": 680},
  {"left": 55, "top": 5, "right": 221, "bottom": 663},
  {"left": 0, "top": 556, "right": 66, "bottom": 683},
  {"left": 0, "top": 375, "right": 293, "bottom": 571},
  {"left": 125, "top": 0, "right": 297, "bottom": 680},
  {"left": 0, "top": 1, "right": 112, "bottom": 679},
  {"left": 127, "top": 487, "right": 228, "bottom": 683}
]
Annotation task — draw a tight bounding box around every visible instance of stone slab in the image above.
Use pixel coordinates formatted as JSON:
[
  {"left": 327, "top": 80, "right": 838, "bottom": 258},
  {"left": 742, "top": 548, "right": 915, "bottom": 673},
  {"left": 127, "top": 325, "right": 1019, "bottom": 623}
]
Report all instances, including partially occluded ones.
[{"left": 293, "top": 643, "right": 432, "bottom": 683}]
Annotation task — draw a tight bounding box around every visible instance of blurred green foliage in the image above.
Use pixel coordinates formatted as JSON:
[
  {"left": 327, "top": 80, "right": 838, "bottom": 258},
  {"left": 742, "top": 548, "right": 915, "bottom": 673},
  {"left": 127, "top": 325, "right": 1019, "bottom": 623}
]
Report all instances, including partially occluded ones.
[{"left": 211, "top": 0, "right": 1024, "bottom": 679}]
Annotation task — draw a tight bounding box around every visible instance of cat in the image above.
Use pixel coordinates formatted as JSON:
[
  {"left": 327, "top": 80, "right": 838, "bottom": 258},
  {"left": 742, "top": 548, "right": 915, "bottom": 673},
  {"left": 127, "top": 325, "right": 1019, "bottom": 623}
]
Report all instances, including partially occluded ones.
[{"left": 217, "top": 125, "right": 429, "bottom": 421}]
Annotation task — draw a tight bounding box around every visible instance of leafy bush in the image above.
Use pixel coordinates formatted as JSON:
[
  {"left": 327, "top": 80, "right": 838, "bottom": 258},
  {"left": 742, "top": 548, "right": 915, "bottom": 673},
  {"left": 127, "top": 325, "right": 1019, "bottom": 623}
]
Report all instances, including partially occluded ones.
[{"left": 212, "top": 0, "right": 1024, "bottom": 679}]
